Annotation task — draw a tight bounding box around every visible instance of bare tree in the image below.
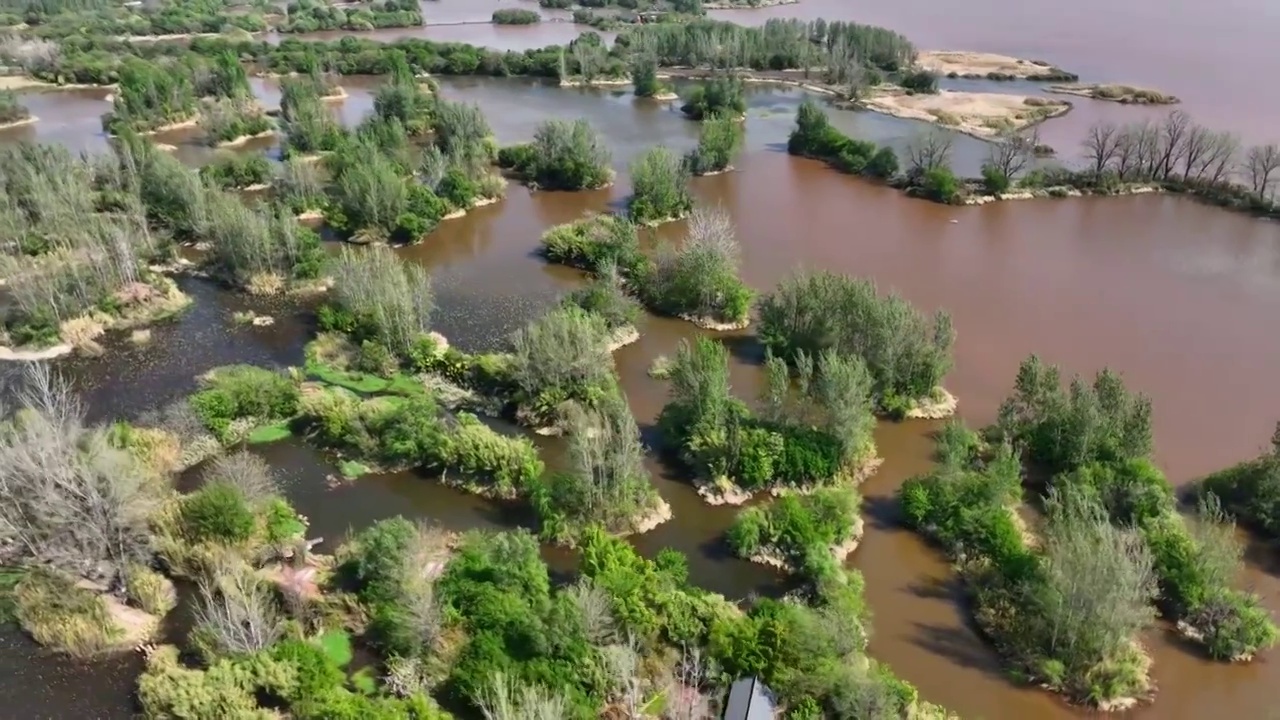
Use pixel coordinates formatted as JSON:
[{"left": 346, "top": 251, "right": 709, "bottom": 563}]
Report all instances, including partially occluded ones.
[
  {"left": 663, "top": 646, "right": 715, "bottom": 720},
  {"left": 1178, "top": 123, "right": 1212, "bottom": 180},
  {"left": 985, "top": 127, "right": 1040, "bottom": 180},
  {"left": 904, "top": 129, "right": 954, "bottom": 177},
  {"left": 1156, "top": 110, "right": 1192, "bottom": 179},
  {"left": 566, "top": 578, "right": 617, "bottom": 646},
  {"left": 192, "top": 556, "right": 285, "bottom": 656},
  {"left": 603, "top": 638, "right": 645, "bottom": 718},
  {"left": 1245, "top": 143, "right": 1280, "bottom": 198},
  {"left": 1200, "top": 131, "right": 1240, "bottom": 185},
  {"left": 1112, "top": 124, "right": 1143, "bottom": 180},
  {"left": 1081, "top": 122, "right": 1121, "bottom": 177},
  {"left": 0, "top": 362, "right": 161, "bottom": 581},
  {"left": 397, "top": 521, "right": 449, "bottom": 653},
  {"left": 203, "top": 451, "right": 278, "bottom": 506}
]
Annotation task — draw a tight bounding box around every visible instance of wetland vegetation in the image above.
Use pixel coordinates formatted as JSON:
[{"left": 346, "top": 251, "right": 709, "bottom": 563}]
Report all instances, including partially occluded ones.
[{"left": 1, "top": 1, "right": 1279, "bottom": 719}]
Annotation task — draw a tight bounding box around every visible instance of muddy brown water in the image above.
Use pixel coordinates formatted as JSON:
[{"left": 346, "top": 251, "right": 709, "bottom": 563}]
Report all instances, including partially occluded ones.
[{"left": 4, "top": 13, "right": 1280, "bottom": 717}]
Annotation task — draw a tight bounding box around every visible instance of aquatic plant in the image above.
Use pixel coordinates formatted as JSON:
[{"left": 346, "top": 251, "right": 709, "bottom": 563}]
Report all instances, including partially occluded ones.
[
  {"left": 679, "top": 75, "right": 746, "bottom": 121},
  {"left": 198, "top": 151, "right": 272, "bottom": 190}
]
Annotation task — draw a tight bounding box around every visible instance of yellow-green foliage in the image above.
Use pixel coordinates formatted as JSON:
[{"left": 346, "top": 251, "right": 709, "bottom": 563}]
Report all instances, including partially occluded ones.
[
  {"left": 137, "top": 644, "right": 290, "bottom": 720},
  {"left": 14, "top": 570, "right": 123, "bottom": 657},
  {"left": 432, "top": 413, "right": 544, "bottom": 499},
  {"left": 125, "top": 564, "right": 178, "bottom": 616}
]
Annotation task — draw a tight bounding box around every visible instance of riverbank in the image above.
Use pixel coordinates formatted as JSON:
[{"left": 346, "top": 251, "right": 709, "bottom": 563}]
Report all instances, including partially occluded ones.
[
  {"left": 0, "top": 115, "right": 36, "bottom": 130},
  {"left": 860, "top": 87, "right": 1071, "bottom": 140}
]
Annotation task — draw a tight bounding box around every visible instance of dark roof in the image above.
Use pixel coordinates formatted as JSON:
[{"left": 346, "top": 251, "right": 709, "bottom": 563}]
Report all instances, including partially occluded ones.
[{"left": 722, "top": 677, "right": 776, "bottom": 720}]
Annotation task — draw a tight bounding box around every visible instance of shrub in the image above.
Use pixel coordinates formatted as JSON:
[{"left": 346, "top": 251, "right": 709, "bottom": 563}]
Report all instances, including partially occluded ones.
[
  {"left": 758, "top": 271, "right": 954, "bottom": 405},
  {"left": 726, "top": 487, "right": 860, "bottom": 581},
  {"left": 123, "top": 564, "right": 177, "bottom": 616},
  {"left": 330, "top": 245, "right": 434, "bottom": 357},
  {"left": 981, "top": 163, "right": 1011, "bottom": 194},
  {"left": 683, "top": 115, "right": 742, "bottom": 175},
  {"left": 180, "top": 482, "right": 256, "bottom": 545},
  {"left": 428, "top": 414, "right": 545, "bottom": 499},
  {"left": 515, "top": 119, "right": 612, "bottom": 190},
  {"left": 627, "top": 146, "right": 693, "bottom": 225},
  {"left": 14, "top": 569, "right": 123, "bottom": 657},
  {"left": 539, "top": 213, "right": 643, "bottom": 276},
  {"left": 1201, "top": 452, "right": 1280, "bottom": 538},
  {"left": 899, "top": 69, "right": 939, "bottom": 94},
  {"left": 200, "top": 152, "right": 272, "bottom": 190},
  {"left": 191, "top": 365, "right": 300, "bottom": 440},
  {"left": 680, "top": 76, "right": 746, "bottom": 121}
]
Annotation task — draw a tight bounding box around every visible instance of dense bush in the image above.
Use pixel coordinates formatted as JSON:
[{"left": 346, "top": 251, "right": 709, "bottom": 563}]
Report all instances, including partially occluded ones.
[
  {"left": 504, "top": 119, "right": 612, "bottom": 191},
  {"left": 562, "top": 263, "right": 642, "bottom": 332},
  {"left": 508, "top": 305, "right": 617, "bottom": 428},
  {"left": 683, "top": 114, "right": 742, "bottom": 175},
  {"left": 199, "top": 190, "right": 326, "bottom": 291},
  {"left": 101, "top": 57, "right": 197, "bottom": 135},
  {"left": 324, "top": 138, "right": 447, "bottom": 244},
  {"left": 492, "top": 8, "right": 541, "bottom": 24},
  {"left": 190, "top": 365, "right": 300, "bottom": 441},
  {"left": 900, "top": 440, "right": 1157, "bottom": 705},
  {"left": 627, "top": 146, "right": 693, "bottom": 225},
  {"left": 658, "top": 337, "right": 875, "bottom": 495},
  {"left": 990, "top": 355, "right": 1151, "bottom": 475},
  {"left": 1201, "top": 445, "right": 1280, "bottom": 539},
  {"left": 532, "top": 395, "right": 664, "bottom": 543},
  {"left": 758, "top": 270, "right": 954, "bottom": 411},
  {"left": 539, "top": 213, "right": 644, "bottom": 277},
  {"left": 0, "top": 90, "right": 32, "bottom": 125},
  {"left": 371, "top": 55, "right": 434, "bottom": 137},
  {"left": 787, "top": 99, "right": 901, "bottom": 181},
  {"left": 179, "top": 482, "right": 256, "bottom": 545},
  {"left": 199, "top": 152, "right": 272, "bottom": 190},
  {"left": 279, "top": 77, "right": 347, "bottom": 157},
  {"left": 727, "top": 487, "right": 860, "bottom": 582},
  {"left": 278, "top": 0, "right": 424, "bottom": 33},
  {"left": 198, "top": 96, "right": 274, "bottom": 147},
  {"left": 679, "top": 76, "right": 746, "bottom": 121}
]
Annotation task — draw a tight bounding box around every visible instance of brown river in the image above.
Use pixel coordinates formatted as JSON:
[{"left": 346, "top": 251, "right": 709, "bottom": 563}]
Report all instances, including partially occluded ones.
[{"left": 3, "top": 1, "right": 1280, "bottom": 717}]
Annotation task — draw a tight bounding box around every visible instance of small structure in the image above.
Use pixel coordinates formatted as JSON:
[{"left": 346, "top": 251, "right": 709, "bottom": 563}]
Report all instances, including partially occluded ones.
[{"left": 722, "top": 677, "right": 776, "bottom": 720}]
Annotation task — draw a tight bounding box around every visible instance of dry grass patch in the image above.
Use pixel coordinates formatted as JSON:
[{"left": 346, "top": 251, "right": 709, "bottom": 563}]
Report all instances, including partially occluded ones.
[
  {"left": 863, "top": 88, "right": 1071, "bottom": 139},
  {"left": 917, "top": 50, "right": 1075, "bottom": 80},
  {"left": 1047, "top": 83, "right": 1179, "bottom": 105}
]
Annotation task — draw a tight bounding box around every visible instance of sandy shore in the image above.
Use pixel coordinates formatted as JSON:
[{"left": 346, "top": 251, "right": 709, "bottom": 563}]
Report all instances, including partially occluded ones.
[
  {"left": 749, "top": 518, "right": 864, "bottom": 573},
  {"left": 0, "top": 76, "right": 109, "bottom": 91},
  {"left": 214, "top": 128, "right": 275, "bottom": 148},
  {"left": 440, "top": 195, "right": 501, "bottom": 220},
  {"left": 917, "top": 51, "right": 1076, "bottom": 81},
  {"left": 1047, "top": 83, "right": 1180, "bottom": 105},
  {"left": 905, "top": 387, "right": 958, "bottom": 420},
  {"left": 630, "top": 498, "right": 673, "bottom": 535},
  {"left": 704, "top": 0, "right": 796, "bottom": 7},
  {"left": 861, "top": 87, "right": 1071, "bottom": 140},
  {"left": 649, "top": 91, "right": 679, "bottom": 101},
  {"left": 138, "top": 116, "right": 200, "bottom": 136},
  {"left": 606, "top": 325, "right": 640, "bottom": 352},
  {"left": 0, "top": 115, "right": 36, "bottom": 130},
  {"left": 679, "top": 313, "right": 750, "bottom": 331},
  {"left": 559, "top": 77, "right": 631, "bottom": 88},
  {"left": 295, "top": 208, "right": 325, "bottom": 221}
]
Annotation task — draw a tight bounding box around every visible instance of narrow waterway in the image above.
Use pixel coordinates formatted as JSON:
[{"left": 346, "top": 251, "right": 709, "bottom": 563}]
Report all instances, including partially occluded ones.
[{"left": 4, "top": 16, "right": 1280, "bottom": 717}]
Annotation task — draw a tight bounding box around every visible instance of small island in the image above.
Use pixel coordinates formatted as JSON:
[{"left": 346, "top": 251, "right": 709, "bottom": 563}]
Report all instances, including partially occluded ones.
[
  {"left": 861, "top": 87, "right": 1071, "bottom": 140},
  {"left": 1048, "top": 82, "right": 1180, "bottom": 105},
  {"left": 918, "top": 50, "right": 1078, "bottom": 82}
]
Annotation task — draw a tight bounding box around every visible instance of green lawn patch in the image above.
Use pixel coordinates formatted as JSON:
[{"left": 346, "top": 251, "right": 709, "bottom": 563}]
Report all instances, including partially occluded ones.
[
  {"left": 305, "top": 361, "right": 390, "bottom": 394},
  {"left": 247, "top": 421, "right": 293, "bottom": 444},
  {"left": 339, "top": 459, "right": 373, "bottom": 479}
]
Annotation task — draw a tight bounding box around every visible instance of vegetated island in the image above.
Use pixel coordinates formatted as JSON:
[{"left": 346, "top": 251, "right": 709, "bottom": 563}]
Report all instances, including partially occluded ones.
[
  {"left": 859, "top": 87, "right": 1070, "bottom": 140},
  {"left": 899, "top": 358, "right": 1278, "bottom": 711},
  {"left": 917, "top": 50, "right": 1078, "bottom": 82},
  {"left": 1047, "top": 82, "right": 1180, "bottom": 105},
  {"left": 0, "top": 88, "right": 35, "bottom": 129}
]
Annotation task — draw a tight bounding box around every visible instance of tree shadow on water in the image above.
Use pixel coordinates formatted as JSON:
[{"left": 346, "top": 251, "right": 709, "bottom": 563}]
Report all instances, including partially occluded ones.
[
  {"left": 720, "top": 332, "right": 765, "bottom": 366},
  {"left": 862, "top": 494, "right": 905, "bottom": 532}
]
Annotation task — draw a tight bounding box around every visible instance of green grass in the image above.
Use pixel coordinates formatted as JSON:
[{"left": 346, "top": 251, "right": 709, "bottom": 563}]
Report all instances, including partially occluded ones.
[
  {"left": 305, "top": 360, "right": 390, "bottom": 394},
  {"left": 640, "top": 691, "right": 667, "bottom": 715},
  {"left": 339, "top": 459, "right": 373, "bottom": 479},
  {"left": 313, "top": 628, "right": 353, "bottom": 668},
  {"left": 247, "top": 421, "right": 293, "bottom": 444},
  {"left": 384, "top": 373, "right": 426, "bottom": 397},
  {"left": 0, "top": 567, "right": 27, "bottom": 624}
]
